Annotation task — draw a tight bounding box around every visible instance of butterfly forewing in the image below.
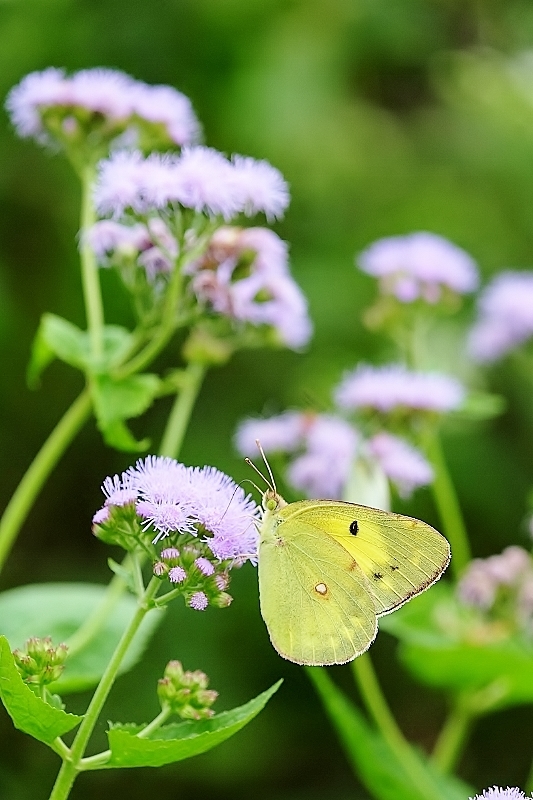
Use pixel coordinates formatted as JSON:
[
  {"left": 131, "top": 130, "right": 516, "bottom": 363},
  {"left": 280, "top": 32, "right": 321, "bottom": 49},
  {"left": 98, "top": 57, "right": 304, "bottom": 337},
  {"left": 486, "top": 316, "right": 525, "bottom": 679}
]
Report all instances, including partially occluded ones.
[
  {"left": 277, "top": 501, "right": 450, "bottom": 617},
  {"left": 258, "top": 519, "right": 377, "bottom": 665}
]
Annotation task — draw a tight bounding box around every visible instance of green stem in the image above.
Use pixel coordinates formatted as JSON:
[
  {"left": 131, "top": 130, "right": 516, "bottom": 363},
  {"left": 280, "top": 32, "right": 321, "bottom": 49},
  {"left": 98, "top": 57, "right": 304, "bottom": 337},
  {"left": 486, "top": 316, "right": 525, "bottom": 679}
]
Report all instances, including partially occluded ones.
[
  {"left": 352, "top": 653, "right": 442, "bottom": 800},
  {"left": 79, "top": 165, "right": 105, "bottom": 361},
  {"left": 48, "top": 575, "right": 161, "bottom": 800},
  {"left": 431, "top": 699, "right": 472, "bottom": 774},
  {"left": 0, "top": 389, "right": 92, "bottom": 574},
  {"left": 159, "top": 362, "right": 206, "bottom": 458},
  {"left": 136, "top": 706, "right": 172, "bottom": 739},
  {"left": 423, "top": 430, "right": 471, "bottom": 577}
]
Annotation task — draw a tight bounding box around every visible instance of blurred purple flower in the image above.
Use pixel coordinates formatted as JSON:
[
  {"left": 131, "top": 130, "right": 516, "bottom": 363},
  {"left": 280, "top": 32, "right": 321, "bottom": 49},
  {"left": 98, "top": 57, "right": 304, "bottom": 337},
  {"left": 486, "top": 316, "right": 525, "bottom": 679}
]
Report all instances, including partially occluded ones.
[
  {"left": 231, "top": 155, "right": 289, "bottom": 221},
  {"left": 287, "top": 416, "right": 359, "bottom": 499},
  {"left": 6, "top": 67, "right": 200, "bottom": 148},
  {"left": 368, "top": 432, "right": 433, "bottom": 497},
  {"left": 358, "top": 232, "right": 478, "bottom": 303},
  {"left": 468, "top": 271, "right": 533, "bottom": 363},
  {"left": 190, "top": 226, "right": 312, "bottom": 349},
  {"left": 235, "top": 411, "right": 309, "bottom": 457},
  {"left": 335, "top": 363, "right": 465, "bottom": 414},
  {"left": 86, "top": 220, "right": 150, "bottom": 259}
]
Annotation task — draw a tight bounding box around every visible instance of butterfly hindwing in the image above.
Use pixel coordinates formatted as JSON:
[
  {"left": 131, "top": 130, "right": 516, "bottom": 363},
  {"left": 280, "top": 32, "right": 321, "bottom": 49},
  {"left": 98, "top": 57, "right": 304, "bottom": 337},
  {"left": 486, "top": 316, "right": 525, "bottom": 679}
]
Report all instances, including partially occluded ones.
[
  {"left": 258, "top": 518, "right": 377, "bottom": 665},
  {"left": 276, "top": 501, "right": 450, "bottom": 617}
]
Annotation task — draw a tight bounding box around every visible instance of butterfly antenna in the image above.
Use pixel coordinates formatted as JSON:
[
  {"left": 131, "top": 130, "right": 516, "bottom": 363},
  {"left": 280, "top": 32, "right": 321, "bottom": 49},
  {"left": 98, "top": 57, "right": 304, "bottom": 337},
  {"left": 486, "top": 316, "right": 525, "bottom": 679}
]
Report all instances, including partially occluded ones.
[{"left": 256, "top": 439, "right": 277, "bottom": 493}]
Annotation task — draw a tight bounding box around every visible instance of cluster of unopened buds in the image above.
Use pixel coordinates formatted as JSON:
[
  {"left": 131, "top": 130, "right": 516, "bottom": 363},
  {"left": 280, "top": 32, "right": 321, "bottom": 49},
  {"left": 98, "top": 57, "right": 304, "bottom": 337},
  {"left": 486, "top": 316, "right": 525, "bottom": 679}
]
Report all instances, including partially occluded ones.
[
  {"left": 157, "top": 660, "right": 218, "bottom": 721},
  {"left": 12, "top": 636, "right": 68, "bottom": 686},
  {"left": 153, "top": 542, "right": 233, "bottom": 611}
]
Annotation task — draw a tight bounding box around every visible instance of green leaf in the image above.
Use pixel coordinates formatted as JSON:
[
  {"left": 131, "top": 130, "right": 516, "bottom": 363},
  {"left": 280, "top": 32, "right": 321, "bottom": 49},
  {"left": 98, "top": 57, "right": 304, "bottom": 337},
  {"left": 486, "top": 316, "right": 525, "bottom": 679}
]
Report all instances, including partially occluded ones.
[
  {"left": 27, "top": 314, "right": 134, "bottom": 384},
  {"left": 381, "top": 583, "right": 533, "bottom": 709},
  {"left": 92, "top": 373, "right": 160, "bottom": 451},
  {"left": 307, "top": 667, "right": 472, "bottom": 800},
  {"left": 0, "top": 583, "right": 164, "bottom": 694},
  {"left": 0, "top": 636, "right": 82, "bottom": 744},
  {"left": 106, "top": 680, "right": 282, "bottom": 768}
]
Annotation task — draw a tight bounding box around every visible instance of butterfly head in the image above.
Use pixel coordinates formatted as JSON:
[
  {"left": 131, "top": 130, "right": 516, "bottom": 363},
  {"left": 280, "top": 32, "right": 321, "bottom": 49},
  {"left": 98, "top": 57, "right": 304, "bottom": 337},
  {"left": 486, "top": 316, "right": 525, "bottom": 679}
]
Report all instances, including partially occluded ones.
[{"left": 262, "top": 489, "right": 287, "bottom": 513}]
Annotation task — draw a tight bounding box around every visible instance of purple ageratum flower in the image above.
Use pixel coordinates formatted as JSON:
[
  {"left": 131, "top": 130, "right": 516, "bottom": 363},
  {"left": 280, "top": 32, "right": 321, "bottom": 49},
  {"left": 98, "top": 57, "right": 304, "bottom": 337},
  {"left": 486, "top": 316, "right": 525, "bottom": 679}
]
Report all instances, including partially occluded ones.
[
  {"left": 189, "top": 591, "right": 209, "bottom": 610},
  {"left": 468, "top": 271, "right": 533, "bottom": 363},
  {"left": 6, "top": 68, "right": 200, "bottom": 148},
  {"left": 128, "top": 83, "right": 200, "bottom": 146},
  {"left": 335, "top": 363, "right": 465, "bottom": 415},
  {"left": 288, "top": 416, "right": 359, "bottom": 499},
  {"left": 470, "top": 788, "right": 529, "bottom": 800},
  {"left": 93, "top": 149, "right": 290, "bottom": 223},
  {"left": 189, "top": 226, "right": 312, "bottom": 349},
  {"left": 195, "top": 557, "right": 215, "bottom": 576},
  {"left": 231, "top": 155, "right": 289, "bottom": 221},
  {"left": 5, "top": 68, "right": 68, "bottom": 140},
  {"left": 358, "top": 232, "right": 478, "bottom": 303},
  {"left": 367, "top": 432, "right": 433, "bottom": 498},
  {"left": 86, "top": 220, "right": 150, "bottom": 260},
  {"left": 127, "top": 456, "right": 260, "bottom": 562},
  {"left": 234, "top": 411, "right": 308, "bottom": 457},
  {"left": 458, "top": 546, "right": 533, "bottom": 616}
]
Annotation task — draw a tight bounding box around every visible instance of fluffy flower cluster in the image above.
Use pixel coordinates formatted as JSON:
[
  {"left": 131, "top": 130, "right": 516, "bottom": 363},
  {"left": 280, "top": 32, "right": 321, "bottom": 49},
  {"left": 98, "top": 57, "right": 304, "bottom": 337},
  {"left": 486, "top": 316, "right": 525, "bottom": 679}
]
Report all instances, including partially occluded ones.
[
  {"left": 468, "top": 271, "right": 533, "bottom": 363},
  {"left": 86, "top": 217, "right": 178, "bottom": 279},
  {"left": 458, "top": 546, "right": 533, "bottom": 632},
  {"left": 6, "top": 67, "right": 199, "bottom": 147},
  {"left": 335, "top": 363, "right": 465, "bottom": 415},
  {"left": 94, "top": 456, "right": 260, "bottom": 562},
  {"left": 358, "top": 232, "right": 479, "bottom": 304},
  {"left": 235, "top": 412, "right": 433, "bottom": 499},
  {"left": 470, "top": 789, "right": 531, "bottom": 800},
  {"left": 187, "top": 226, "right": 312, "bottom": 348},
  {"left": 94, "top": 148, "right": 289, "bottom": 222}
]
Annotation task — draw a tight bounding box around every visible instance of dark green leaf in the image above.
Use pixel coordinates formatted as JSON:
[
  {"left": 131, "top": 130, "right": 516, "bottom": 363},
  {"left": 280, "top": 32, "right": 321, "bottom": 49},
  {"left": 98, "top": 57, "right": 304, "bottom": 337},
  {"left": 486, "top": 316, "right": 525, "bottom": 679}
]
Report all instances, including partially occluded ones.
[
  {"left": 0, "top": 636, "right": 82, "bottom": 744},
  {"left": 92, "top": 373, "right": 160, "bottom": 452},
  {"left": 105, "top": 680, "right": 282, "bottom": 767},
  {"left": 0, "top": 583, "right": 164, "bottom": 694}
]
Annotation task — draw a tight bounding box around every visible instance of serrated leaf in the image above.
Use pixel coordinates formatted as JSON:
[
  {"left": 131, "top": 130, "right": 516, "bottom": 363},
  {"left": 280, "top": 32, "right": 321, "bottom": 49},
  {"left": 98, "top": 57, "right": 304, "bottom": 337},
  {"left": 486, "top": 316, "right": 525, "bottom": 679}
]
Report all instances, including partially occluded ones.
[
  {"left": 92, "top": 373, "right": 160, "bottom": 451},
  {"left": 0, "top": 636, "right": 82, "bottom": 744},
  {"left": 307, "top": 667, "right": 472, "bottom": 800},
  {"left": 106, "top": 681, "right": 282, "bottom": 767},
  {"left": 27, "top": 314, "right": 134, "bottom": 384},
  {"left": 0, "top": 584, "right": 164, "bottom": 694}
]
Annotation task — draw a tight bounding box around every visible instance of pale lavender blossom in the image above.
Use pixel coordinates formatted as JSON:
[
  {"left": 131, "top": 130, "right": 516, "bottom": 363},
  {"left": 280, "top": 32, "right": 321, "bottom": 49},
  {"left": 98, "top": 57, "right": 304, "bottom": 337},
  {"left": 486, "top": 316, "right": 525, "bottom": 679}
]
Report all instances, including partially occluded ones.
[
  {"left": 6, "top": 68, "right": 200, "bottom": 148},
  {"left": 458, "top": 546, "right": 533, "bottom": 623},
  {"left": 160, "top": 547, "right": 180, "bottom": 560},
  {"left": 470, "top": 788, "right": 529, "bottom": 800},
  {"left": 66, "top": 68, "right": 135, "bottom": 119},
  {"left": 86, "top": 220, "right": 150, "bottom": 260},
  {"left": 231, "top": 155, "right": 289, "bottom": 221},
  {"left": 335, "top": 363, "right": 465, "bottom": 414},
  {"left": 195, "top": 557, "right": 215, "bottom": 576},
  {"left": 189, "top": 226, "right": 311, "bottom": 349},
  {"left": 368, "top": 432, "right": 433, "bottom": 497},
  {"left": 93, "top": 150, "right": 151, "bottom": 216},
  {"left": 101, "top": 473, "right": 138, "bottom": 507},
  {"left": 6, "top": 68, "right": 68, "bottom": 140},
  {"left": 126, "top": 456, "right": 260, "bottom": 561},
  {"left": 468, "top": 271, "right": 533, "bottom": 363},
  {"left": 189, "top": 591, "right": 209, "bottom": 610},
  {"left": 129, "top": 83, "right": 200, "bottom": 146},
  {"left": 169, "top": 566, "right": 187, "bottom": 584},
  {"left": 287, "top": 416, "right": 359, "bottom": 499},
  {"left": 358, "top": 232, "right": 478, "bottom": 303},
  {"left": 171, "top": 146, "right": 240, "bottom": 219},
  {"left": 234, "top": 411, "right": 308, "bottom": 457}
]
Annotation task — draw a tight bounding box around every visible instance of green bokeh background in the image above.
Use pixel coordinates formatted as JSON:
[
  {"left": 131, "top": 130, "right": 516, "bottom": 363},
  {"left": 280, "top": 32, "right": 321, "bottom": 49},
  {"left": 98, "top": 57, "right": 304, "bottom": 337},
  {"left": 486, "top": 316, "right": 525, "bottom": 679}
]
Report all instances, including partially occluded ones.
[{"left": 2, "top": 1, "right": 533, "bottom": 797}]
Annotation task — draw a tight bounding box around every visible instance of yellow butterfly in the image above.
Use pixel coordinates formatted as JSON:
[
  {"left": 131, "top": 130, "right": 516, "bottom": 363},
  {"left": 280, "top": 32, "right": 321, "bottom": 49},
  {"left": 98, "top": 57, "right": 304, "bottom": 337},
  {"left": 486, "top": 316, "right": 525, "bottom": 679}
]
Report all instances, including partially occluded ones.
[{"left": 251, "top": 458, "right": 450, "bottom": 667}]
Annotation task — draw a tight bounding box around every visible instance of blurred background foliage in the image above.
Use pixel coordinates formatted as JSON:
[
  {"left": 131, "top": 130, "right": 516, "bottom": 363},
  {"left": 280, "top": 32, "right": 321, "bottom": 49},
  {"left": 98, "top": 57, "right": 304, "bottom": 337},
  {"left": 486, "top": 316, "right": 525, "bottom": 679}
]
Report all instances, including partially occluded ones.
[{"left": 2, "top": 0, "right": 533, "bottom": 797}]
